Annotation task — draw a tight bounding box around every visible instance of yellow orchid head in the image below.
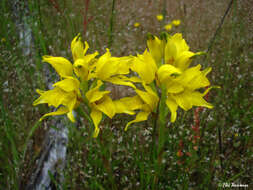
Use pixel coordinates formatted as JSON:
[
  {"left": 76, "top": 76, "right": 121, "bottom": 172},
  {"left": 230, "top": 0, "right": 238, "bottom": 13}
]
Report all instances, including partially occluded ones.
[
  {"left": 33, "top": 77, "right": 81, "bottom": 122},
  {"left": 159, "top": 64, "right": 214, "bottom": 122},
  {"left": 71, "top": 34, "right": 99, "bottom": 81},
  {"left": 42, "top": 34, "right": 99, "bottom": 81},
  {"left": 145, "top": 33, "right": 202, "bottom": 72}
]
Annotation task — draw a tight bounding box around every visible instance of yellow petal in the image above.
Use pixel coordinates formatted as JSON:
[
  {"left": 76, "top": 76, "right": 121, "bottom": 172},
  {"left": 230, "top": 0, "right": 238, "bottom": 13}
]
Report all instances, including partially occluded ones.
[
  {"left": 117, "top": 75, "right": 143, "bottom": 83},
  {"left": 147, "top": 35, "right": 164, "bottom": 65},
  {"left": 202, "top": 67, "right": 212, "bottom": 76},
  {"left": 86, "top": 81, "right": 110, "bottom": 103},
  {"left": 166, "top": 96, "right": 178, "bottom": 122},
  {"left": 188, "top": 91, "right": 213, "bottom": 109},
  {"left": 63, "top": 93, "right": 77, "bottom": 110},
  {"left": 178, "top": 64, "right": 201, "bottom": 84},
  {"left": 53, "top": 77, "right": 80, "bottom": 92},
  {"left": 174, "top": 51, "right": 195, "bottom": 71},
  {"left": 172, "top": 91, "right": 192, "bottom": 111},
  {"left": 142, "top": 83, "right": 159, "bottom": 109},
  {"left": 33, "top": 87, "right": 65, "bottom": 108},
  {"left": 83, "top": 41, "right": 89, "bottom": 55},
  {"left": 125, "top": 111, "right": 150, "bottom": 131},
  {"left": 157, "top": 64, "right": 182, "bottom": 84},
  {"left": 92, "top": 49, "right": 120, "bottom": 80},
  {"left": 73, "top": 59, "right": 89, "bottom": 81},
  {"left": 179, "top": 65, "right": 211, "bottom": 90},
  {"left": 42, "top": 56, "right": 73, "bottom": 77},
  {"left": 136, "top": 85, "right": 158, "bottom": 111},
  {"left": 106, "top": 76, "right": 136, "bottom": 89},
  {"left": 35, "top": 89, "right": 45, "bottom": 95},
  {"left": 90, "top": 109, "right": 102, "bottom": 138},
  {"left": 94, "top": 95, "right": 115, "bottom": 118},
  {"left": 67, "top": 111, "right": 76, "bottom": 122},
  {"left": 126, "top": 76, "right": 143, "bottom": 83},
  {"left": 164, "top": 38, "right": 177, "bottom": 65},
  {"left": 172, "top": 89, "right": 213, "bottom": 111},
  {"left": 171, "top": 33, "right": 189, "bottom": 53},
  {"left": 165, "top": 33, "right": 189, "bottom": 64},
  {"left": 114, "top": 96, "right": 143, "bottom": 114},
  {"left": 39, "top": 106, "right": 69, "bottom": 121},
  {"left": 71, "top": 34, "right": 85, "bottom": 61},
  {"left": 166, "top": 82, "right": 184, "bottom": 93},
  {"left": 202, "top": 85, "right": 220, "bottom": 97},
  {"left": 131, "top": 50, "right": 157, "bottom": 84},
  {"left": 113, "top": 56, "right": 132, "bottom": 75},
  {"left": 87, "top": 90, "right": 110, "bottom": 103}
]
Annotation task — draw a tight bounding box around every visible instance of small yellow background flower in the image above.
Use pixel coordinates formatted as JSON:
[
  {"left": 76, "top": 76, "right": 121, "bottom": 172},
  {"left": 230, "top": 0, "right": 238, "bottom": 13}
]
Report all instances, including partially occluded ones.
[
  {"left": 172, "top": 19, "right": 181, "bottom": 26},
  {"left": 156, "top": 14, "right": 164, "bottom": 21},
  {"left": 164, "top": 24, "right": 172, "bottom": 31},
  {"left": 134, "top": 22, "right": 140, "bottom": 27}
]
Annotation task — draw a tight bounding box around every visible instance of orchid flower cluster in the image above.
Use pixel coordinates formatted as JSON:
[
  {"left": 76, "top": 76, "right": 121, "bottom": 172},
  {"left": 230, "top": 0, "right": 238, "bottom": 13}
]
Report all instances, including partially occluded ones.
[{"left": 33, "top": 33, "right": 214, "bottom": 138}]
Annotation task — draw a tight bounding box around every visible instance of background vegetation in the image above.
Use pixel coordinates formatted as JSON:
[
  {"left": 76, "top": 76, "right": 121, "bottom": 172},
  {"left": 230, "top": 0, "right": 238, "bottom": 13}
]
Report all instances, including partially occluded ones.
[{"left": 0, "top": 0, "right": 252, "bottom": 189}]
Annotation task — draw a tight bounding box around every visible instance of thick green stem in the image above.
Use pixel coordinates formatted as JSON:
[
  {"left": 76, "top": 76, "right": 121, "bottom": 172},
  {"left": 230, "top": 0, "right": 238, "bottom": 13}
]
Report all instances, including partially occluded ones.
[{"left": 152, "top": 85, "right": 168, "bottom": 189}]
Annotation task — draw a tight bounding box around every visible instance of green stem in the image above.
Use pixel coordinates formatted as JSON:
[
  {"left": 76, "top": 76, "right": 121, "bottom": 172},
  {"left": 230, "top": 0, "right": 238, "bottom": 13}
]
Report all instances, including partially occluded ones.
[
  {"left": 76, "top": 106, "right": 92, "bottom": 125},
  {"left": 151, "top": 107, "right": 158, "bottom": 159},
  {"left": 98, "top": 132, "right": 117, "bottom": 190},
  {"left": 152, "top": 85, "right": 168, "bottom": 189}
]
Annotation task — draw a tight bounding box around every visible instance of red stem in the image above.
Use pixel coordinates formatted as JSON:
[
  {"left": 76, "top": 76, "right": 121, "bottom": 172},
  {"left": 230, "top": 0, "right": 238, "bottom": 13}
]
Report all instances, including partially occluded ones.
[{"left": 83, "top": 0, "right": 93, "bottom": 35}]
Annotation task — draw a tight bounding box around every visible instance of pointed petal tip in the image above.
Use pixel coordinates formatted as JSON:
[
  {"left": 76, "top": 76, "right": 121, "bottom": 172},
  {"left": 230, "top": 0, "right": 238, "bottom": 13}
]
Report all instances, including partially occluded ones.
[{"left": 92, "top": 127, "right": 100, "bottom": 138}]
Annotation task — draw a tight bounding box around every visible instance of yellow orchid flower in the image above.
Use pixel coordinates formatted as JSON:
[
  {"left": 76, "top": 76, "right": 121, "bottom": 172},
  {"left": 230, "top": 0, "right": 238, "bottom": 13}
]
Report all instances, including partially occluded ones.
[
  {"left": 34, "top": 34, "right": 100, "bottom": 122},
  {"left": 116, "top": 83, "right": 159, "bottom": 131},
  {"left": 164, "top": 33, "right": 190, "bottom": 68},
  {"left": 42, "top": 34, "right": 98, "bottom": 81},
  {"left": 157, "top": 64, "right": 213, "bottom": 122},
  {"left": 132, "top": 33, "right": 214, "bottom": 123},
  {"left": 33, "top": 77, "right": 81, "bottom": 122},
  {"left": 88, "top": 49, "right": 136, "bottom": 88},
  {"left": 86, "top": 80, "right": 116, "bottom": 137},
  {"left": 71, "top": 34, "right": 99, "bottom": 81},
  {"left": 147, "top": 33, "right": 203, "bottom": 71}
]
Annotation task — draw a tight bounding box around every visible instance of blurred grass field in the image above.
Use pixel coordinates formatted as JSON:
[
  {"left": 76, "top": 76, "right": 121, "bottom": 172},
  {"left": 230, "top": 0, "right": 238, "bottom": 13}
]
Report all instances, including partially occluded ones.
[{"left": 0, "top": 0, "right": 253, "bottom": 189}]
